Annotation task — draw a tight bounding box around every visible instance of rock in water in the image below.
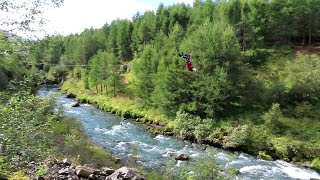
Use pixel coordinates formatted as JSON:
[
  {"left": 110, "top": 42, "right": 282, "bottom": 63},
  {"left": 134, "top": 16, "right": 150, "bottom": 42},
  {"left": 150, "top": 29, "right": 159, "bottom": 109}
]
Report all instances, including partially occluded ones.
[
  {"left": 71, "top": 102, "right": 80, "bottom": 107},
  {"left": 175, "top": 153, "right": 189, "bottom": 161},
  {"left": 66, "top": 93, "right": 76, "bottom": 98}
]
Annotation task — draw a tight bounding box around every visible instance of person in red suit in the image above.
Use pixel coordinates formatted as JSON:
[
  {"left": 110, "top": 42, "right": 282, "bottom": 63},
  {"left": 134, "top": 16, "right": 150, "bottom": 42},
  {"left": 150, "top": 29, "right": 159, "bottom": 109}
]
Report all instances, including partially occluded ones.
[{"left": 179, "top": 53, "right": 196, "bottom": 72}]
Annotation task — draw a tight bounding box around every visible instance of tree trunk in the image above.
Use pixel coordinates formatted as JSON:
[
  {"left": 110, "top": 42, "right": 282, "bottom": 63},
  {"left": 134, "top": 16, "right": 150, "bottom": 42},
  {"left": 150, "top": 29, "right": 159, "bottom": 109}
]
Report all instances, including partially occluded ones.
[
  {"left": 308, "top": 27, "right": 312, "bottom": 48},
  {"left": 106, "top": 84, "right": 108, "bottom": 95},
  {"left": 302, "top": 31, "right": 305, "bottom": 46},
  {"left": 242, "top": 21, "right": 247, "bottom": 54},
  {"left": 113, "top": 80, "right": 116, "bottom": 97},
  {"left": 100, "top": 83, "right": 103, "bottom": 94}
]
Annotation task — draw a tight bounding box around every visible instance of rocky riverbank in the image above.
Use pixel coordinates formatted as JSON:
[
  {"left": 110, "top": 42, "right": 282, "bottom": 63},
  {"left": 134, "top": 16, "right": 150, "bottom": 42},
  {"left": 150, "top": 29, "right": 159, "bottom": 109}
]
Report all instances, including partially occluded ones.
[{"left": 39, "top": 158, "right": 145, "bottom": 180}]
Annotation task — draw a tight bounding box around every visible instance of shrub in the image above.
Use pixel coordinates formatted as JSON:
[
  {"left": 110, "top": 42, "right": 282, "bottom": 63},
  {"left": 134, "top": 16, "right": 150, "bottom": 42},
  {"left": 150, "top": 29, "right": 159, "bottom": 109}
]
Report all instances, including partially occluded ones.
[
  {"left": 312, "top": 158, "right": 320, "bottom": 170},
  {"left": 223, "top": 125, "right": 250, "bottom": 148},
  {"left": 262, "top": 103, "right": 287, "bottom": 134},
  {"left": 36, "top": 165, "right": 48, "bottom": 177},
  {"left": 193, "top": 118, "right": 215, "bottom": 143},
  {"left": 173, "top": 111, "right": 201, "bottom": 139},
  {"left": 9, "top": 171, "right": 29, "bottom": 180},
  {"left": 284, "top": 54, "right": 320, "bottom": 103},
  {"left": 293, "top": 101, "right": 313, "bottom": 118},
  {"left": 257, "top": 151, "right": 273, "bottom": 160}
]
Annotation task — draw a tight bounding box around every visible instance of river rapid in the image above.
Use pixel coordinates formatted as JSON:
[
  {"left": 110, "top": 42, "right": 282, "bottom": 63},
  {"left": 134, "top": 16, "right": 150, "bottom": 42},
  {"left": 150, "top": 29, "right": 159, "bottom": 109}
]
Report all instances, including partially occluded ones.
[{"left": 38, "top": 86, "right": 320, "bottom": 180}]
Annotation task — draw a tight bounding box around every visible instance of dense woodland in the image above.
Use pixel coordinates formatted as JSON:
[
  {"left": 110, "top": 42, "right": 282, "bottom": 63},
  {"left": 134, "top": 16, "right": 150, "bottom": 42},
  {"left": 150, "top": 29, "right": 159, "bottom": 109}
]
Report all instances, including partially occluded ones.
[{"left": 1, "top": 0, "right": 320, "bottom": 178}]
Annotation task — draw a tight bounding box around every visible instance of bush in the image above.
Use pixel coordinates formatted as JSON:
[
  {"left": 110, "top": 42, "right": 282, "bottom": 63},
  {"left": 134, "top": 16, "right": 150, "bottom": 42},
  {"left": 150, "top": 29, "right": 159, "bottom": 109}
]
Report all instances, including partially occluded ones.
[
  {"left": 9, "top": 171, "right": 29, "bottom": 180},
  {"left": 284, "top": 54, "right": 320, "bottom": 103},
  {"left": 312, "top": 158, "right": 320, "bottom": 170},
  {"left": 173, "top": 111, "right": 201, "bottom": 139},
  {"left": 162, "top": 150, "right": 226, "bottom": 180},
  {"left": 262, "top": 103, "right": 287, "bottom": 134},
  {"left": 0, "top": 90, "right": 56, "bottom": 173},
  {"left": 193, "top": 118, "right": 215, "bottom": 143},
  {"left": 46, "top": 65, "right": 68, "bottom": 81},
  {"left": 223, "top": 125, "right": 250, "bottom": 148},
  {"left": 257, "top": 151, "right": 273, "bottom": 160}
]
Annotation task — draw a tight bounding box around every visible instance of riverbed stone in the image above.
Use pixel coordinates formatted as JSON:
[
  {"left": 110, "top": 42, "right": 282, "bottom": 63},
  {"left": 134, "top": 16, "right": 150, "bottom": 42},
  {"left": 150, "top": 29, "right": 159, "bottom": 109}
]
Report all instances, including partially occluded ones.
[
  {"left": 63, "top": 158, "right": 73, "bottom": 166},
  {"left": 59, "top": 167, "right": 75, "bottom": 175},
  {"left": 71, "top": 102, "right": 80, "bottom": 107},
  {"left": 66, "top": 93, "right": 76, "bottom": 98},
  {"left": 75, "top": 166, "right": 97, "bottom": 178},
  {"left": 100, "top": 167, "right": 115, "bottom": 176},
  {"left": 175, "top": 153, "right": 189, "bottom": 161},
  {"left": 105, "top": 167, "right": 138, "bottom": 180}
]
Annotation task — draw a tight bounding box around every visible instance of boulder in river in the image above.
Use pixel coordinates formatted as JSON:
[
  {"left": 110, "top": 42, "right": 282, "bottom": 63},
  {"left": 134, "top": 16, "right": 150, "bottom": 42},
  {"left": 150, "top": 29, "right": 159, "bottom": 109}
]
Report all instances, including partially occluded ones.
[
  {"left": 66, "top": 93, "right": 76, "bottom": 98},
  {"left": 175, "top": 153, "right": 189, "bottom": 161},
  {"left": 71, "top": 102, "right": 80, "bottom": 107}
]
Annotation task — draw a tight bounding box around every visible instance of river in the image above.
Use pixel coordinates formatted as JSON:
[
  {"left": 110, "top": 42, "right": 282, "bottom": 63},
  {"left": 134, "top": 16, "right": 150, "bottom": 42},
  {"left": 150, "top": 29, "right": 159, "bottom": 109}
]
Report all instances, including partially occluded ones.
[{"left": 38, "top": 86, "right": 320, "bottom": 180}]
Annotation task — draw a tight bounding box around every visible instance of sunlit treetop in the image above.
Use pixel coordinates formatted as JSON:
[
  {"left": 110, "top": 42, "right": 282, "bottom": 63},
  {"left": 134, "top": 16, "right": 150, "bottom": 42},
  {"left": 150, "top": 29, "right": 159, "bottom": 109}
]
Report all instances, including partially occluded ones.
[{"left": 0, "top": 0, "right": 64, "bottom": 38}]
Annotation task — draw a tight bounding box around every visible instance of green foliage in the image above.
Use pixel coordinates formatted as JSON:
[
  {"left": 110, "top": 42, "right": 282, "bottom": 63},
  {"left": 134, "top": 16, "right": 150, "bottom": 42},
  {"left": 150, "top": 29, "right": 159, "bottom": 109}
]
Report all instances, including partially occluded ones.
[
  {"left": 223, "top": 125, "right": 250, "bottom": 148},
  {"left": 81, "top": 68, "right": 90, "bottom": 89},
  {"left": 262, "top": 103, "right": 287, "bottom": 134},
  {"left": 0, "top": 156, "right": 10, "bottom": 179},
  {"left": 131, "top": 45, "right": 158, "bottom": 104},
  {"left": 35, "top": 165, "right": 48, "bottom": 177},
  {"left": 312, "top": 158, "right": 320, "bottom": 170},
  {"left": 173, "top": 111, "right": 201, "bottom": 140},
  {"left": 9, "top": 171, "right": 29, "bottom": 180},
  {"left": 284, "top": 54, "right": 320, "bottom": 103},
  {"left": 162, "top": 151, "right": 225, "bottom": 180},
  {"left": 0, "top": 81, "right": 60, "bottom": 176},
  {"left": 257, "top": 151, "right": 273, "bottom": 161},
  {"left": 46, "top": 65, "right": 68, "bottom": 81},
  {"left": 52, "top": 117, "right": 116, "bottom": 168}
]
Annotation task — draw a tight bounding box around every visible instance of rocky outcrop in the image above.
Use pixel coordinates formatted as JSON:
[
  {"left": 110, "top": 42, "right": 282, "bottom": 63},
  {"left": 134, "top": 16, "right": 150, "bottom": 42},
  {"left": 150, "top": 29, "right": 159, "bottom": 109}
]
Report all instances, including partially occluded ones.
[
  {"left": 39, "top": 158, "right": 145, "bottom": 180},
  {"left": 106, "top": 167, "right": 145, "bottom": 180}
]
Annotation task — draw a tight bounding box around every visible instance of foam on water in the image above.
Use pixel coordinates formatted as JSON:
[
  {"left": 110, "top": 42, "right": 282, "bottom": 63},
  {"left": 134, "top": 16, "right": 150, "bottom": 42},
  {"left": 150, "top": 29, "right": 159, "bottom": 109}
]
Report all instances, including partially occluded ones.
[{"left": 276, "top": 160, "right": 320, "bottom": 180}]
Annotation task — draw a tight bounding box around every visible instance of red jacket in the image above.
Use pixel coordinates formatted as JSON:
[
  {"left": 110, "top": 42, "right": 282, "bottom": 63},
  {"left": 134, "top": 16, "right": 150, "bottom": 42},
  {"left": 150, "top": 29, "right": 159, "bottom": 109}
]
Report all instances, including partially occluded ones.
[{"left": 186, "top": 62, "right": 193, "bottom": 71}]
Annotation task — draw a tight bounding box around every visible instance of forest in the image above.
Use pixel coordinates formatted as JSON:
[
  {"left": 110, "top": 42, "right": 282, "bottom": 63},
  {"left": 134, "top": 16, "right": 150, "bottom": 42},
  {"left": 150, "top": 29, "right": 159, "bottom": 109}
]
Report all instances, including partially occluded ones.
[{"left": 1, "top": 0, "right": 320, "bottom": 179}]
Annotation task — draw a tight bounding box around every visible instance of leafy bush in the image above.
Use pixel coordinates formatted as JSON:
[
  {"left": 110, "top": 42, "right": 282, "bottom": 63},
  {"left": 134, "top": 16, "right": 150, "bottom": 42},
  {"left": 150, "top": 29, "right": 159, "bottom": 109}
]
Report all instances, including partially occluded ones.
[
  {"left": 0, "top": 89, "right": 56, "bottom": 173},
  {"left": 223, "top": 125, "right": 250, "bottom": 148},
  {"left": 173, "top": 111, "right": 201, "bottom": 139},
  {"left": 9, "top": 171, "right": 29, "bottom": 180},
  {"left": 36, "top": 165, "right": 48, "bottom": 177},
  {"left": 257, "top": 151, "right": 273, "bottom": 160},
  {"left": 292, "top": 101, "right": 313, "bottom": 118},
  {"left": 162, "top": 150, "right": 226, "bottom": 180},
  {"left": 193, "top": 118, "right": 215, "bottom": 143},
  {"left": 284, "top": 54, "right": 320, "bottom": 103},
  {"left": 312, "top": 158, "right": 320, "bottom": 170},
  {"left": 262, "top": 103, "right": 287, "bottom": 134},
  {"left": 46, "top": 65, "right": 68, "bottom": 81}
]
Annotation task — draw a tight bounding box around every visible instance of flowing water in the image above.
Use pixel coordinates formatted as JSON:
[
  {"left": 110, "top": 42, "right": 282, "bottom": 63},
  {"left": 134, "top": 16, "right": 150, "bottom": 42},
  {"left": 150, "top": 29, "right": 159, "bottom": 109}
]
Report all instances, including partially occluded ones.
[{"left": 38, "top": 86, "right": 320, "bottom": 180}]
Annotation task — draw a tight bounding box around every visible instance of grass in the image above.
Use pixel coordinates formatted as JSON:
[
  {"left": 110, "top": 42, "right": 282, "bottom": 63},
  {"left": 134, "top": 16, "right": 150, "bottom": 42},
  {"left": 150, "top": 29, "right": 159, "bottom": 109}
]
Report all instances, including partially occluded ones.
[{"left": 51, "top": 116, "right": 118, "bottom": 168}]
